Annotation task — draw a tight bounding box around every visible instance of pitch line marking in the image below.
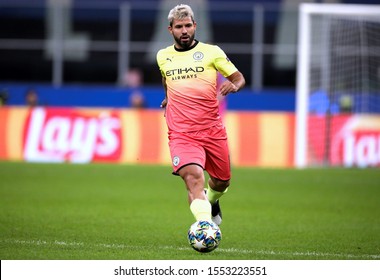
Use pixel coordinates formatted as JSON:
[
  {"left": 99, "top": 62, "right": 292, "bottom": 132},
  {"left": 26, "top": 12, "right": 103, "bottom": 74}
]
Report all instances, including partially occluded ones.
[{"left": 3, "top": 239, "right": 380, "bottom": 259}]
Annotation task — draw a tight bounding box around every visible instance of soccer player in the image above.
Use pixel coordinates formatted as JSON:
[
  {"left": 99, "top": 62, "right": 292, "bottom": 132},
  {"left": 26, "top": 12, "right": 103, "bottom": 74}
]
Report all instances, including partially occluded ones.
[{"left": 156, "top": 4, "right": 245, "bottom": 225}]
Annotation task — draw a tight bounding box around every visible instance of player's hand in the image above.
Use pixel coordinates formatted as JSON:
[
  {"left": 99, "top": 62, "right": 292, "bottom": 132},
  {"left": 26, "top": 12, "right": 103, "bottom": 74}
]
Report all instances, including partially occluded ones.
[
  {"left": 160, "top": 98, "right": 168, "bottom": 108},
  {"left": 219, "top": 80, "right": 239, "bottom": 96}
]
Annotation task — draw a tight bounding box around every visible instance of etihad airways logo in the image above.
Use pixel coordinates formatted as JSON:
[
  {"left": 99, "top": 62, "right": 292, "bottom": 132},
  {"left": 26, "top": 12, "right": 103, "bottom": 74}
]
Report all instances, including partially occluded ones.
[
  {"left": 166, "top": 66, "right": 204, "bottom": 76},
  {"left": 166, "top": 66, "right": 204, "bottom": 80}
]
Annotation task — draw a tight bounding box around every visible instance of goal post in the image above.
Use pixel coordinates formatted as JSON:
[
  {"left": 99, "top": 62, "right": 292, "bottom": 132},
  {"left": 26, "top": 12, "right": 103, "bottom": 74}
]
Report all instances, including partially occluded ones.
[{"left": 295, "top": 3, "right": 380, "bottom": 168}]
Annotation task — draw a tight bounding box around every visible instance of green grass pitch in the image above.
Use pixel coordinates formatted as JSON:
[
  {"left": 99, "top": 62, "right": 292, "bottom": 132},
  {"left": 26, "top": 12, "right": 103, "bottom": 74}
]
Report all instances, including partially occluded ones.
[{"left": 0, "top": 161, "right": 379, "bottom": 260}]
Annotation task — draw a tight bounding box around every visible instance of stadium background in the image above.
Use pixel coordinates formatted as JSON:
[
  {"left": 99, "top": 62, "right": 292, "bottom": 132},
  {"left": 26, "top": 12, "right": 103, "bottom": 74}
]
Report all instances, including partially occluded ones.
[{"left": 0, "top": 0, "right": 379, "bottom": 167}]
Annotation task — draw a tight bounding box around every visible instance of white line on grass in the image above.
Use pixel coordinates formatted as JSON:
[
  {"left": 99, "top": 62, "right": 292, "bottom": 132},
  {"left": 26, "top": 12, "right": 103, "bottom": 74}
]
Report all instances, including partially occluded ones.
[{"left": 3, "top": 239, "right": 380, "bottom": 259}]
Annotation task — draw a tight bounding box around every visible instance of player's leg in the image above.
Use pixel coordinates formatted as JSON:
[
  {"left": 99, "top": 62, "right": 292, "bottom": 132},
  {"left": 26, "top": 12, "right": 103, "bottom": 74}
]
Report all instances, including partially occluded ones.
[
  {"left": 207, "top": 176, "right": 229, "bottom": 200},
  {"left": 168, "top": 131, "right": 211, "bottom": 222},
  {"left": 206, "top": 177, "right": 229, "bottom": 225},
  {"left": 178, "top": 164, "right": 212, "bottom": 222},
  {"left": 204, "top": 123, "right": 231, "bottom": 225}
]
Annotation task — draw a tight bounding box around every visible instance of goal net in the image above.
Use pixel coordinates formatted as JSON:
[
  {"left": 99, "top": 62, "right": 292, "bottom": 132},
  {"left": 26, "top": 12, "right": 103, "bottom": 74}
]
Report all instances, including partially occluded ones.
[{"left": 295, "top": 3, "right": 380, "bottom": 168}]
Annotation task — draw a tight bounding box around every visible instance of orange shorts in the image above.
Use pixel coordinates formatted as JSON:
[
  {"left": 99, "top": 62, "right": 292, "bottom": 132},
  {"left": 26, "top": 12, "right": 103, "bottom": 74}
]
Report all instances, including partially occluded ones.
[{"left": 168, "top": 123, "right": 231, "bottom": 181}]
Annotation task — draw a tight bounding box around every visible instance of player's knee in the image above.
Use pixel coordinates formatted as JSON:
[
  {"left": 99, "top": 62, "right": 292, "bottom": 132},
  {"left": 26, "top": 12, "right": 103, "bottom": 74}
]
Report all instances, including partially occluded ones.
[
  {"left": 179, "top": 166, "right": 204, "bottom": 188},
  {"left": 183, "top": 172, "right": 203, "bottom": 188}
]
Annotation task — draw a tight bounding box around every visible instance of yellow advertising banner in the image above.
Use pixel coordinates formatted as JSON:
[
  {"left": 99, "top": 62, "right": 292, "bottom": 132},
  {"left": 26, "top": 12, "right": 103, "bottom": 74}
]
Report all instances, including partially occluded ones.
[{"left": 0, "top": 106, "right": 295, "bottom": 167}]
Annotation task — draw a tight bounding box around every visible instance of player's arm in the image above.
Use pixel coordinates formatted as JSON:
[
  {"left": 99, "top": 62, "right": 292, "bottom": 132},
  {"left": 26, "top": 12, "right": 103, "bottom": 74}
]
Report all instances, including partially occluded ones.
[
  {"left": 219, "top": 71, "right": 245, "bottom": 96},
  {"left": 160, "top": 76, "right": 168, "bottom": 108}
]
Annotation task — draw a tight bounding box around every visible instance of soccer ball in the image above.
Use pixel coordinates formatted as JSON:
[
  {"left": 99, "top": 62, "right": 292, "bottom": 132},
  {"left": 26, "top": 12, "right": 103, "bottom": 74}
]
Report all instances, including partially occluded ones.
[{"left": 187, "top": 220, "right": 222, "bottom": 253}]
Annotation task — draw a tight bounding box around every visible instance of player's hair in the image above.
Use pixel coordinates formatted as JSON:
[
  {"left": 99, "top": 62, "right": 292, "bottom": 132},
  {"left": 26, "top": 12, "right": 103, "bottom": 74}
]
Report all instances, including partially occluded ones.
[{"left": 168, "top": 4, "right": 194, "bottom": 26}]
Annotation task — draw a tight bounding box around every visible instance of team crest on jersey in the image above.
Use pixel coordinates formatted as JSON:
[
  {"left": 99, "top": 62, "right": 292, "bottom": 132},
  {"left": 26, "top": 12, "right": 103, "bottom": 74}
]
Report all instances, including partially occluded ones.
[
  {"left": 193, "top": 51, "right": 204, "bottom": 60},
  {"left": 173, "top": 156, "right": 180, "bottom": 166}
]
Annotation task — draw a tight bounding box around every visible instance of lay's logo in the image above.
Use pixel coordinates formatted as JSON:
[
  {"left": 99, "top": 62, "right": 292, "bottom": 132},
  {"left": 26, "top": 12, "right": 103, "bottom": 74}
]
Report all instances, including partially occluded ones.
[
  {"left": 331, "top": 115, "right": 380, "bottom": 167},
  {"left": 23, "top": 108, "right": 122, "bottom": 163}
]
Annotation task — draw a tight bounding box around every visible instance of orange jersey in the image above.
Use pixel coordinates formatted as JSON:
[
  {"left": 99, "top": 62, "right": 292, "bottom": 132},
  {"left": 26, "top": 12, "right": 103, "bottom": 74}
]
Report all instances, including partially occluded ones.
[{"left": 157, "top": 41, "right": 238, "bottom": 132}]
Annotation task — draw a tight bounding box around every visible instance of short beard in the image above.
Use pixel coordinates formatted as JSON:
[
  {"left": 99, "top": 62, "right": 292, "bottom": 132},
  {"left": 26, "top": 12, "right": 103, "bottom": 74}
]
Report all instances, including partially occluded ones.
[{"left": 174, "top": 34, "right": 195, "bottom": 50}]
